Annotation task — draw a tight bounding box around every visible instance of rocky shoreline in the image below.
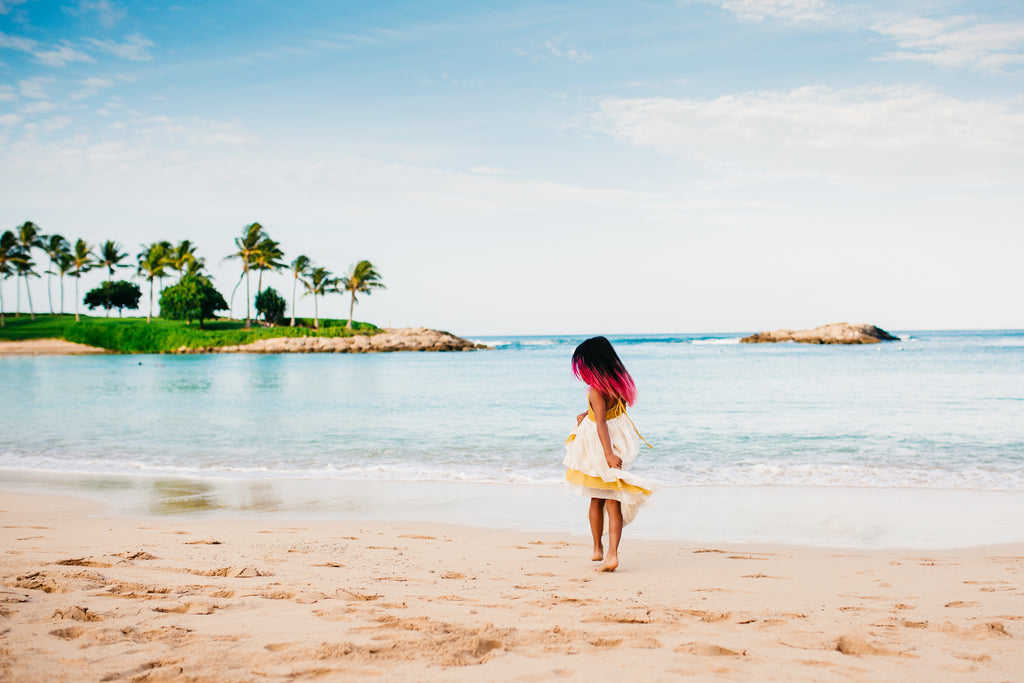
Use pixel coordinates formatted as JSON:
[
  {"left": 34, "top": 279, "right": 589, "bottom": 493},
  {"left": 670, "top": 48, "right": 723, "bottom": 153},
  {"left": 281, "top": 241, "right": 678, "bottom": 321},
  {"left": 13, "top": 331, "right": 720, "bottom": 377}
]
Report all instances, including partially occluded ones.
[
  {"left": 741, "top": 322, "right": 899, "bottom": 345},
  {"left": 175, "top": 327, "right": 486, "bottom": 354}
]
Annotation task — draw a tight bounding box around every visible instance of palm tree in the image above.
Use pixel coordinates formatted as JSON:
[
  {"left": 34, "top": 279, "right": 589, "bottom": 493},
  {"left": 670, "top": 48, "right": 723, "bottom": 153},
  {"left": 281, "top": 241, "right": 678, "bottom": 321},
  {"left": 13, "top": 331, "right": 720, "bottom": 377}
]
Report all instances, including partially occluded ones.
[
  {"left": 156, "top": 240, "right": 173, "bottom": 292},
  {"left": 181, "top": 258, "right": 206, "bottom": 278},
  {"left": 137, "top": 242, "right": 170, "bottom": 323},
  {"left": 15, "top": 221, "right": 43, "bottom": 318},
  {"left": 14, "top": 250, "right": 39, "bottom": 321},
  {"left": 252, "top": 236, "right": 285, "bottom": 296},
  {"left": 0, "top": 231, "right": 26, "bottom": 328},
  {"left": 289, "top": 255, "right": 311, "bottom": 327},
  {"left": 338, "top": 260, "right": 386, "bottom": 330},
  {"left": 98, "top": 240, "right": 129, "bottom": 317},
  {"left": 168, "top": 240, "right": 199, "bottom": 280},
  {"left": 55, "top": 251, "right": 74, "bottom": 315},
  {"left": 69, "top": 239, "right": 94, "bottom": 322},
  {"left": 42, "top": 233, "right": 70, "bottom": 315},
  {"left": 224, "top": 222, "right": 265, "bottom": 328},
  {"left": 301, "top": 266, "right": 334, "bottom": 329}
]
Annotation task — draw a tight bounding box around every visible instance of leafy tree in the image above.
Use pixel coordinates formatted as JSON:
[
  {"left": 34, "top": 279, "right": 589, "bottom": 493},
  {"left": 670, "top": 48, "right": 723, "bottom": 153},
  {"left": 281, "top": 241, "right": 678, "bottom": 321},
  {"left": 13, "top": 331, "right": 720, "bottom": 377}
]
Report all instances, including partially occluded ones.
[
  {"left": 255, "top": 287, "right": 286, "bottom": 324},
  {"left": 98, "top": 240, "right": 130, "bottom": 317},
  {"left": 137, "top": 242, "right": 170, "bottom": 323},
  {"left": 42, "top": 234, "right": 70, "bottom": 315},
  {"left": 84, "top": 280, "right": 142, "bottom": 317},
  {"left": 302, "top": 266, "right": 335, "bottom": 329},
  {"left": 69, "top": 239, "right": 94, "bottom": 322},
  {"left": 338, "top": 260, "right": 385, "bottom": 329},
  {"left": 158, "top": 274, "right": 228, "bottom": 329},
  {"left": 224, "top": 222, "right": 265, "bottom": 329},
  {"left": 289, "top": 254, "right": 311, "bottom": 327},
  {"left": 15, "top": 221, "right": 43, "bottom": 319},
  {"left": 0, "top": 230, "right": 27, "bottom": 328}
]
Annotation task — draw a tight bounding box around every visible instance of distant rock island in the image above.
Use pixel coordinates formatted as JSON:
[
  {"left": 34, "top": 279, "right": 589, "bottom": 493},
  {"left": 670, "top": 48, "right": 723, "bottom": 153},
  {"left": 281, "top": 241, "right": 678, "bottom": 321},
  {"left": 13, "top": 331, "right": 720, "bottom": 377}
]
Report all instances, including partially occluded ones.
[
  {"left": 740, "top": 323, "right": 899, "bottom": 345},
  {"left": 177, "top": 327, "right": 485, "bottom": 354}
]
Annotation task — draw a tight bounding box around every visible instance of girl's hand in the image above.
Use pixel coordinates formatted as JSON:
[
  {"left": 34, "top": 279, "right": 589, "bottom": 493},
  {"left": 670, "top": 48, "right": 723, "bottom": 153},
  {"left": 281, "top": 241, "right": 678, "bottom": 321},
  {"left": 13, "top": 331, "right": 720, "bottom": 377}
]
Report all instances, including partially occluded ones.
[
  {"left": 576, "top": 412, "right": 587, "bottom": 426},
  {"left": 605, "top": 454, "right": 623, "bottom": 469}
]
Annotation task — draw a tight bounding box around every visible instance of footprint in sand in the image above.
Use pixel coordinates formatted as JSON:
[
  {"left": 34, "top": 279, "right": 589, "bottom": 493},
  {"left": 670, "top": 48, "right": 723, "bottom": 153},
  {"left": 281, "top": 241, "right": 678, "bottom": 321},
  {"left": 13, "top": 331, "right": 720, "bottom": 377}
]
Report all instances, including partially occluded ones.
[
  {"left": 56, "top": 557, "right": 111, "bottom": 568},
  {"left": 197, "top": 566, "right": 269, "bottom": 578},
  {"left": 15, "top": 572, "right": 62, "bottom": 593},
  {"left": 589, "top": 637, "right": 622, "bottom": 648},
  {"left": 834, "top": 635, "right": 905, "bottom": 657},
  {"left": 52, "top": 606, "right": 101, "bottom": 622},
  {"left": 944, "top": 601, "right": 977, "bottom": 608},
  {"left": 114, "top": 551, "right": 157, "bottom": 560},
  {"left": 675, "top": 642, "right": 745, "bottom": 656},
  {"left": 48, "top": 626, "right": 87, "bottom": 640},
  {"left": 152, "top": 602, "right": 220, "bottom": 615}
]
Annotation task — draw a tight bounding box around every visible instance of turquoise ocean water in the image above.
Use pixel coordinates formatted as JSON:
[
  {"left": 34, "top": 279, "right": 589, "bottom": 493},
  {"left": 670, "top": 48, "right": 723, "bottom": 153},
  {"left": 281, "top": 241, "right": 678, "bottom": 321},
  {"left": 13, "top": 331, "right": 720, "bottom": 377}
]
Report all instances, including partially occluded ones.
[{"left": 2, "top": 330, "right": 1023, "bottom": 547}]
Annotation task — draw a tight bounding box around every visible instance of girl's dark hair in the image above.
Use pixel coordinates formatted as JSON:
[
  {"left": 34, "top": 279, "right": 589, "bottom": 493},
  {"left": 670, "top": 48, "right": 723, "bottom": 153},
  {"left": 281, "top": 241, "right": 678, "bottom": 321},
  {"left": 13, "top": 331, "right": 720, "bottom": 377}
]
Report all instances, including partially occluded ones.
[{"left": 572, "top": 336, "right": 637, "bottom": 405}]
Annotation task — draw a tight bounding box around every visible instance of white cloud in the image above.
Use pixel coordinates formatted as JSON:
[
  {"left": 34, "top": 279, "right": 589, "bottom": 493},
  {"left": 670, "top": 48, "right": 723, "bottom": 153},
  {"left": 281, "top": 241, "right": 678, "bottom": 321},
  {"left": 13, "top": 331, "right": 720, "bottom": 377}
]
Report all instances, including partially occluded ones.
[
  {"left": 85, "top": 33, "right": 154, "bottom": 61},
  {"left": 595, "top": 85, "right": 1024, "bottom": 188},
  {"left": 0, "top": 113, "right": 21, "bottom": 126},
  {"left": 696, "top": 0, "right": 831, "bottom": 23},
  {"left": 0, "top": 84, "right": 15, "bottom": 102},
  {"left": 0, "top": 32, "right": 96, "bottom": 67},
  {"left": 0, "top": 31, "right": 34, "bottom": 52},
  {"left": 66, "top": 0, "right": 126, "bottom": 29},
  {"left": 543, "top": 40, "right": 590, "bottom": 63},
  {"left": 513, "top": 38, "right": 591, "bottom": 63},
  {"left": 873, "top": 17, "right": 1024, "bottom": 72},
  {"left": 33, "top": 41, "right": 94, "bottom": 67},
  {"left": 19, "top": 76, "right": 54, "bottom": 99},
  {"left": 21, "top": 100, "right": 56, "bottom": 114},
  {"left": 0, "top": 0, "right": 28, "bottom": 14},
  {"left": 71, "top": 76, "right": 117, "bottom": 100}
]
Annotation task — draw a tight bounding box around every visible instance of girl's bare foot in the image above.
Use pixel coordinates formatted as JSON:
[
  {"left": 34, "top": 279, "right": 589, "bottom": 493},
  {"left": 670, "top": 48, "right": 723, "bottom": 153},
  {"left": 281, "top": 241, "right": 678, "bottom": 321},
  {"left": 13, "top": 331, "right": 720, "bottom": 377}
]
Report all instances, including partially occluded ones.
[
  {"left": 591, "top": 545, "right": 604, "bottom": 561},
  {"left": 598, "top": 553, "right": 619, "bottom": 572}
]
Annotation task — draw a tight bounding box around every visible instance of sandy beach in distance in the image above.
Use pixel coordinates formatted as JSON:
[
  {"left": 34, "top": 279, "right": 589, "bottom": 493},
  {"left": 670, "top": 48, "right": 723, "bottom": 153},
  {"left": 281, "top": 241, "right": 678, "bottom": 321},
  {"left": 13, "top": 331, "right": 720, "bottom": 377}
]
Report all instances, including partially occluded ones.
[
  {"left": 0, "top": 339, "right": 107, "bottom": 356},
  {"left": 1, "top": 492, "right": 1021, "bottom": 681}
]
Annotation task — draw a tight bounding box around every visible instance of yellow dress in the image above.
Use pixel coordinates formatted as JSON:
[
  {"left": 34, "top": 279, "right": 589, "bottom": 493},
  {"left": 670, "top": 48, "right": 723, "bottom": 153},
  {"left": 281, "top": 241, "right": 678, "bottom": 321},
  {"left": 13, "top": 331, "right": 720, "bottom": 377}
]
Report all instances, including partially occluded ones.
[{"left": 563, "top": 399, "right": 656, "bottom": 527}]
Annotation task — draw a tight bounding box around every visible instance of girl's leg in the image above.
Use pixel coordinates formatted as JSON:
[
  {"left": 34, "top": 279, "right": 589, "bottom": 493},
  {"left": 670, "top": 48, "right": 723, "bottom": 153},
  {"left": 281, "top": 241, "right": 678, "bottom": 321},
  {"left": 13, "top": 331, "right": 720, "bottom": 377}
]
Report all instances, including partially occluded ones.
[
  {"left": 600, "top": 499, "right": 622, "bottom": 572},
  {"left": 588, "top": 498, "right": 605, "bottom": 561}
]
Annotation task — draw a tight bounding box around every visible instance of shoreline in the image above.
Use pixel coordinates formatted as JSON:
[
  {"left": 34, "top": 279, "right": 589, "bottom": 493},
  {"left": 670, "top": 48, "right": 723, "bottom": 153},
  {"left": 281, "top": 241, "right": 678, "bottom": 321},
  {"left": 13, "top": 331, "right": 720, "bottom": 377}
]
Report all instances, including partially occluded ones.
[
  {"left": 1, "top": 490, "right": 1021, "bottom": 680},
  {"left": 4, "top": 472, "right": 1024, "bottom": 550},
  {"left": 0, "top": 327, "right": 484, "bottom": 355}
]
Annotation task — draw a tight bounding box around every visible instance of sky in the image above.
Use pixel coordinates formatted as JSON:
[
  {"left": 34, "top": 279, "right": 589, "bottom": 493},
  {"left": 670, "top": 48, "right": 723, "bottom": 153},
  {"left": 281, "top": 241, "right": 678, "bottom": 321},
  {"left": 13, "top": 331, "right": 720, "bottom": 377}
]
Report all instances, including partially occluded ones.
[{"left": 1, "top": 0, "right": 1022, "bottom": 335}]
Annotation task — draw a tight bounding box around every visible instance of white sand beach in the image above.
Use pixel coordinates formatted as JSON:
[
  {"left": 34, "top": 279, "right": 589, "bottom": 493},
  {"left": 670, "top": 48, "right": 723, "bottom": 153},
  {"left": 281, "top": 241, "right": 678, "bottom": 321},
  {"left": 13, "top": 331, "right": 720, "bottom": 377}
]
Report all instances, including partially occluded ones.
[
  {"left": 1, "top": 491, "right": 1021, "bottom": 681},
  {"left": 0, "top": 339, "right": 107, "bottom": 356}
]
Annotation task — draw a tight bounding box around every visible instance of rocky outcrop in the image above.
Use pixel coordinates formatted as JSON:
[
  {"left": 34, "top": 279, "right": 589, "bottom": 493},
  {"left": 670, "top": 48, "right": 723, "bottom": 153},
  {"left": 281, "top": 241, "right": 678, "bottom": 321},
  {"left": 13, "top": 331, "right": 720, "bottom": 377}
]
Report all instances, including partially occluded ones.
[
  {"left": 740, "top": 323, "right": 899, "bottom": 345},
  {"left": 176, "top": 327, "right": 485, "bottom": 354}
]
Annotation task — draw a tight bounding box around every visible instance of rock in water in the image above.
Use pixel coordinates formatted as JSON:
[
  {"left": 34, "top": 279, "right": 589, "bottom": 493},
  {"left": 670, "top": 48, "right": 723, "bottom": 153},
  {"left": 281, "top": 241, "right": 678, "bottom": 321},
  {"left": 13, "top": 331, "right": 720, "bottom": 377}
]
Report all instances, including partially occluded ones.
[
  {"left": 179, "top": 327, "right": 487, "bottom": 354},
  {"left": 740, "top": 323, "right": 899, "bottom": 345}
]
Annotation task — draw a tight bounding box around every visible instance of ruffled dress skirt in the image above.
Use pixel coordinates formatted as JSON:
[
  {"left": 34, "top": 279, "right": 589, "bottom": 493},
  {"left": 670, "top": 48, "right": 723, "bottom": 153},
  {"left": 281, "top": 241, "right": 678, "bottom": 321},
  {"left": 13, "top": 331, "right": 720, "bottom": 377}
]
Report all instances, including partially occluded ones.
[{"left": 563, "top": 402, "right": 657, "bottom": 527}]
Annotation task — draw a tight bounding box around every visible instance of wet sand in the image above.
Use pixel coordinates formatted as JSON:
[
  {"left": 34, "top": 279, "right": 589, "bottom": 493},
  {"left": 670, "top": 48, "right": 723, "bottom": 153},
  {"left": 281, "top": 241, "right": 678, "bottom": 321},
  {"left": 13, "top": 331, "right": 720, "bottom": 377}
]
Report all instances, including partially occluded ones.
[{"left": 1, "top": 491, "right": 1021, "bottom": 681}]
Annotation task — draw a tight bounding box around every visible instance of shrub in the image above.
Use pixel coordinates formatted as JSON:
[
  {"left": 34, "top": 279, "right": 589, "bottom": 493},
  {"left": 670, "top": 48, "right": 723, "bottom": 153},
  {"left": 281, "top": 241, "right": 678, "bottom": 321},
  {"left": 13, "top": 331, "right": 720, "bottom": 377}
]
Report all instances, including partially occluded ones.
[
  {"left": 83, "top": 280, "right": 142, "bottom": 317},
  {"left": 159, "top": 275, "right": 228, "bottom": 329},
  {"left": 255, "top": 287, "right": 286, "bottom": 324}
]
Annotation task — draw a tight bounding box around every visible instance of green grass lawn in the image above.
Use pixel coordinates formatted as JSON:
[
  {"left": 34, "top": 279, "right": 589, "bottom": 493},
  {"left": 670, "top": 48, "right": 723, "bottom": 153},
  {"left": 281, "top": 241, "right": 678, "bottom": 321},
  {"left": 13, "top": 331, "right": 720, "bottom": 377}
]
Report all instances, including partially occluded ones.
[
  {"left": 0, "top": 314, "right": 379, "bottom": 353},
  {"left": 0, "top": 314, "right": 80, "bottom": 340}
]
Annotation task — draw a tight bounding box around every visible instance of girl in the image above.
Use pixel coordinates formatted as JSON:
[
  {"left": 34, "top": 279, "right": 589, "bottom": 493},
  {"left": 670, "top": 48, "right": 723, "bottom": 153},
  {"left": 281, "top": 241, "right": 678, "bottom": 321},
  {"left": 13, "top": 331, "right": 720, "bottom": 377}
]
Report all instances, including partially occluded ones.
[{"left": 564, "top": 336, "right": 656, "bottom": 572}]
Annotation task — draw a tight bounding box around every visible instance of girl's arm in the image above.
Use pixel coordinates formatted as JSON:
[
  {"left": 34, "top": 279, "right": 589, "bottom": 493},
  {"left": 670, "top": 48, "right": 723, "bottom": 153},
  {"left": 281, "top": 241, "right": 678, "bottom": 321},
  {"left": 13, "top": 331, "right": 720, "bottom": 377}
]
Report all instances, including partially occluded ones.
[
  {"left": 576, "top": 411, "right": 587, "bottom": 426},
  {"left": 589, "top": 389, "right": 622, "bottom": 469}
]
